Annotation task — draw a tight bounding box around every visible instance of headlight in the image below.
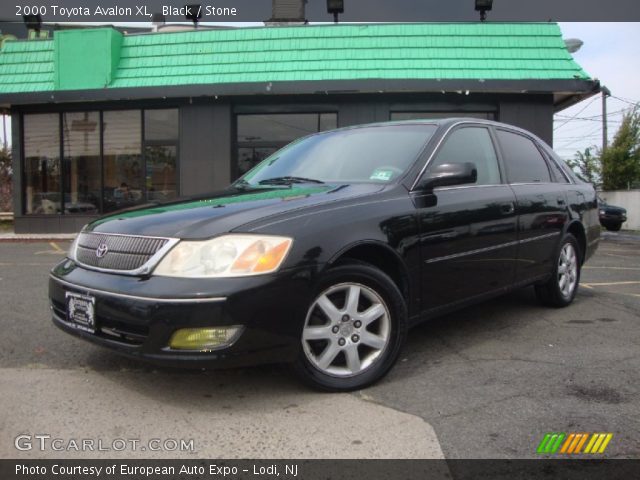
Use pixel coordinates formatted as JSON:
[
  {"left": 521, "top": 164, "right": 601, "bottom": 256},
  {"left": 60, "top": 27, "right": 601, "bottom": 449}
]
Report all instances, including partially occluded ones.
[
  {"left": 68, "top": 225, "right": 87, "bottom": 261},
  {"left": 153, "top": 234, "right": 293, "bottom": 278},
  {"left": 68, "top": 235, "right": 80, "bottom": 261},
  {"left": 599, "top": 210, "right": 606, "bottom": 215}
]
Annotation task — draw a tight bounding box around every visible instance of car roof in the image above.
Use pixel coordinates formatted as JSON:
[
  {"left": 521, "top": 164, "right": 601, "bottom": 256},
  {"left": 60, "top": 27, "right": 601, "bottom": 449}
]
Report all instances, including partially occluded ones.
[{"left": 334, "top": 117, "right": 530, "bottom": 134}]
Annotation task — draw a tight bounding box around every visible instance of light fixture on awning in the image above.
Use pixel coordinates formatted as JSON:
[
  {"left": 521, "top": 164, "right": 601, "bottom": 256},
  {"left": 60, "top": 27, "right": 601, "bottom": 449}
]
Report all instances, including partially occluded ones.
[
  {"left": 475, "top": 0, "right": 493, "bottom": 22},
  {"left": 327, "top": 0, "right": 344, "bottom": 24}
]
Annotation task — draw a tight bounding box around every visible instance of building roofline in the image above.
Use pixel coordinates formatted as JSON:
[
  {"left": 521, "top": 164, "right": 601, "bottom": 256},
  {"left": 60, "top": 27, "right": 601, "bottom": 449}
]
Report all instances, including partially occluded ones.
[{"left": 0, "top": 78, "right": 600, "bottom": 110}]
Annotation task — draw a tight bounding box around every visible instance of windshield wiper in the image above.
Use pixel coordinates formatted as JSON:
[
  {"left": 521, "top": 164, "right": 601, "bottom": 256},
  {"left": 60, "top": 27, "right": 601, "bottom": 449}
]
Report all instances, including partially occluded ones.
[
  {"left": 232, "top": 179, "right": 252, "bottom": 189},
  {"left": 258, "top": 176, "right": 325, "bottom": 186}
]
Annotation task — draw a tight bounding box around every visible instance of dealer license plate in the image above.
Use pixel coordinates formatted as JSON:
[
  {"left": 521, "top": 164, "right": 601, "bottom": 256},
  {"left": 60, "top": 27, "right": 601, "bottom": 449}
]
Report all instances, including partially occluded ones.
[{"left": 65, "top": 292, "right": 96, "bottom": 334}]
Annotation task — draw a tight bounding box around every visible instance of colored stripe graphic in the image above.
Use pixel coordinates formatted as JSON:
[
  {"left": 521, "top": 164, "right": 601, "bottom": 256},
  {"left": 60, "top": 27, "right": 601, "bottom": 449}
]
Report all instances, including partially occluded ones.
[
  {"left": 584, "top": 433, "right": 613, "bottom": 454},
  {"left": 538, "top": 433, "right": 612, "bottom": 454},
  {"left": 537, "top": 433, "right": 566, "bottom": 454}
]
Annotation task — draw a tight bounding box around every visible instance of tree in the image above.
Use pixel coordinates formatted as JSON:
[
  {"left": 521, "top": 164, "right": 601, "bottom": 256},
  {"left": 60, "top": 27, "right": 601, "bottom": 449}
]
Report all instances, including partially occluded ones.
[
  {"left": 600, "top": 107, "right": 640, "bottom": 190},
  {"left": 0, "top": 147, "right": 12, "bottom": 212},
  {"left": 566, "top": 147, "right": 601, "bottom": 186}
]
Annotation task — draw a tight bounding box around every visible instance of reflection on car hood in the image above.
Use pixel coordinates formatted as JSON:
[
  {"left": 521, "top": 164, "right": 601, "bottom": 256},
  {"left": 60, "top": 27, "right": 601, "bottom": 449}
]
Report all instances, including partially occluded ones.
[{"left": 85, "top": 183, "right": 385, "bottom": 238}]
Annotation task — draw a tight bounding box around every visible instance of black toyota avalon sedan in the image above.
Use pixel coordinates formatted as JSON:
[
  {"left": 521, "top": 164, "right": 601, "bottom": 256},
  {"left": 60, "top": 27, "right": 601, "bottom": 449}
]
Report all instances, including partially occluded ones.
[{"left": 50, "top": 119, "right": 600, "bottom": 391}]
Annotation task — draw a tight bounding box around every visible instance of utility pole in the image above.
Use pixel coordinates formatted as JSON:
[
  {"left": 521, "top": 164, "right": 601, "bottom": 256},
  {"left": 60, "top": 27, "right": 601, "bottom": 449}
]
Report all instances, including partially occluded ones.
[
  {"left": 2, "top": 112, "right": 7, "bottom": 151},
  {"left": 601, "top": 86, "right": 611, "bottom": 152}
]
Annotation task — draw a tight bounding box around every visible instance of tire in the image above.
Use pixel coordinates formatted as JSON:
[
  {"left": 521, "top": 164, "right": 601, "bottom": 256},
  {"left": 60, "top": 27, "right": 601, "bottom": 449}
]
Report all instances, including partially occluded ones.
[
  {"left": 535, "top": 233, "right": 581, "bottom": 308},
  {"left": 605, "top": 222, "right": 622, "bottom": 232},
  {"left": 293, "top": 263, "right": 407, "bottom": 392}
]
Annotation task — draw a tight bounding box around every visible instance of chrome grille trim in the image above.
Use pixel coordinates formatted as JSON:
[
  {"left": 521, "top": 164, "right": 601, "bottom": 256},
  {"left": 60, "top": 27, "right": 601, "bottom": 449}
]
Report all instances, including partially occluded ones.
[{"left": 72, "top": 232, "right": 180, "bottom": 276}]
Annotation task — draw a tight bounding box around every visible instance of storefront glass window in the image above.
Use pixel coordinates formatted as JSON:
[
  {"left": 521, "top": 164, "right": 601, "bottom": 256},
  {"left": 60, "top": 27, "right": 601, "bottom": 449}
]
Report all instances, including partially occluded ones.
[
  {"left": 24, "top": 109, "right": 179, "bottom": 216},
  {"left": 23, "top": 114, "right": 60, "bottom": 214},
  {"left": 144, "top": 109, "right": 179, "bottom": 202},
  {"left": 103, "top": 111, "right": 144, "bottom": 213},
  {"left": 62, "top": 112, "right": 100, "bottom": 214},
  {"left": 145, "top": 145, "right": 178, "bottom": 201},
  {"left": 236, "top": 113, "right": 337, "bottom": 177},
  {"left": 145, "top": 109, "right": 179, "bottom": 141}
]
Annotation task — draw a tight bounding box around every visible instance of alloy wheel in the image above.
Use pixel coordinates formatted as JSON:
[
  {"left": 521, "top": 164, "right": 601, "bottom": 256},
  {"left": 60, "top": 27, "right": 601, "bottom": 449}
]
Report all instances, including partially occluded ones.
[
  {"left": 302, "top": 282, "right": 391, "bottom": 378},
  {"left": 558, "top": 243, "right": 578, "bottom": 298}
]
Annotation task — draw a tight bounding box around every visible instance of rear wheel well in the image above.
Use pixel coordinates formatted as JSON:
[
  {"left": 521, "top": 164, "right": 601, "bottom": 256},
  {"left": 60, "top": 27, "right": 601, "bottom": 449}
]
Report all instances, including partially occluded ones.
[
  {"left": 567, "top": 222, "right": 586, "bottom": 264},
  {"left": 331, "top": 244, "right": 410, "bottom": 302}
]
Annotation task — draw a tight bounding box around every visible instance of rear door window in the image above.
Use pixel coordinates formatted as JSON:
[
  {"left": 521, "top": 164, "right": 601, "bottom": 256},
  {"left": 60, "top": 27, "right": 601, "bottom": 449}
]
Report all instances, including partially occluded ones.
[{"left": 497, "top": 130, "right": 552, "bottom": 184}]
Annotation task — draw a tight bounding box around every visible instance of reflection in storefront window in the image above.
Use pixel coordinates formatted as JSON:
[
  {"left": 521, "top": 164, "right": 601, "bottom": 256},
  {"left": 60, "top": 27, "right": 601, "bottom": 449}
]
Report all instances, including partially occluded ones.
[
  {"left": 62, "top": 112, "right": 100, "bottom": 214},
  {"left": 103, "top": 111, "right": 144, "bottom": 213},
  {"left": 145, "top": 109, "right": 179, "bottom": 142},
  {"left": 145, "top": 145, "right": 177, "bottom": 201},
  {"left": 24, "top": 114, "right": 60, "bottom": 214},
  {"left": 23, "top": 109, "right": 180, "bottom": 216},
  {"left": 236, "top": 113, "right": 337, "bottom": 178}
]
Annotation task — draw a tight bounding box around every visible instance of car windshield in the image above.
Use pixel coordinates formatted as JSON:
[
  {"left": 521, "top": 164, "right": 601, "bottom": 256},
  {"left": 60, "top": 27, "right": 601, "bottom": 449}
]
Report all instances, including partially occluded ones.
[{"left": 237, "top": 124, "right": 437, "bottom": 186}]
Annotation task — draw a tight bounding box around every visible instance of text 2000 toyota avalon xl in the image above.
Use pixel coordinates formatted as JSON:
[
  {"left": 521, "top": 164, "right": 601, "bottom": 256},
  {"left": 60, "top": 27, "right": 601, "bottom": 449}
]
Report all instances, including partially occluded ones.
[{"left": 50, "top": 119, "right": 599, "bottom": 391}]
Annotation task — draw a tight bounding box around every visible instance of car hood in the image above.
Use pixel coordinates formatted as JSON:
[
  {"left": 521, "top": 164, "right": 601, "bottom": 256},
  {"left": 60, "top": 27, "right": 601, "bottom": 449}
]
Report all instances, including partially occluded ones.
[
  {"left": 84, "top": 183, "right": 385, "bottom": 239},
  {"left": 601, "top": 205, "right": 627, "bottom": 214}
]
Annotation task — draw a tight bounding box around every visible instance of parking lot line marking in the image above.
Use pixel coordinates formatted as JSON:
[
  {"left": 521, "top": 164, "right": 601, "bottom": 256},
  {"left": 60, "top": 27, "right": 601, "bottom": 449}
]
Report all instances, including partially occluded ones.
[
  {"left": 584, "top": 266, "right": 640, "bottom": 271},
  {"left": 599, "top": 248, "right": 639, "bottom": 253},
  {"left": 0, "top": 263, "right": 52, "bottom": 266},
  {"left": 34, "top": 242, "right": 67, "bottom": 255},
  {"left": 49, "top": 242, "right": 64, "bottom": 253},
  {"left": 582, "top": 281, "right": 640, "bottom": 287},
  {"left": 603, "top": 253, "right": 635, "bottom": 259}
]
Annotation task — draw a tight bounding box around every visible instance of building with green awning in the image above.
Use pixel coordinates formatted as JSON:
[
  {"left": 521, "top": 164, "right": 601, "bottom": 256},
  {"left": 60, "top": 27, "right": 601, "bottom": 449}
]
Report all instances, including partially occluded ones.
[{"left": 0, "top": 22, "right": 598, "bottom": 232}]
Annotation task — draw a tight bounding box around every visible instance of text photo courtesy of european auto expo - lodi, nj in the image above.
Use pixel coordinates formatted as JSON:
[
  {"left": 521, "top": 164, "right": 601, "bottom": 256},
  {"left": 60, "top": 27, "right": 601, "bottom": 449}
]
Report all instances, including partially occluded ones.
[{"left": 1, "top": 0, "right": 640, "bottom": 479}]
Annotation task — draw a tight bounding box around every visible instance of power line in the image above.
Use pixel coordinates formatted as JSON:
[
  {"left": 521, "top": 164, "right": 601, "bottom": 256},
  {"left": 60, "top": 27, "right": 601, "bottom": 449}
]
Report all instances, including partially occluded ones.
[
  {"left": 555, "top": 117, "right": 624, "bottom": 125},
  {"left": 555, "top": 133, "right": 602, "bottom": 141},
  {"left": 553, "top": 96, "right": 601, "bottom": 131},
  {"left": 610, "top": 95, "right": 639, "bottom": 107},
  {"left": 555, "top": 125, "right": 602, "bottom": 150},
  {"left": 554, "top": 108, "right": 629, "bottom": 121}
]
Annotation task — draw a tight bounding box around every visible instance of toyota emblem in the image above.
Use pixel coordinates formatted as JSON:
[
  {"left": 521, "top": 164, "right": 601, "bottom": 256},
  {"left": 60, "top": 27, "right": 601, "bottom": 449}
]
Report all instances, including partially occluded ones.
[{"left": 95, "top": 242, "right": 109, "bottom": 258}]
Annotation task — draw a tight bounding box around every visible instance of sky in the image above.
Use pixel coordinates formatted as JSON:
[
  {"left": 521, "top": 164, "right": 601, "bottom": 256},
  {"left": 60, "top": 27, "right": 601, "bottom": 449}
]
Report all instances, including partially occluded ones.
[
  {"left": 2, "top": 22, "right": 640, "bottom": 162},
  {"left": 553, "top": 22, "right": 640, "bottom": 160}
]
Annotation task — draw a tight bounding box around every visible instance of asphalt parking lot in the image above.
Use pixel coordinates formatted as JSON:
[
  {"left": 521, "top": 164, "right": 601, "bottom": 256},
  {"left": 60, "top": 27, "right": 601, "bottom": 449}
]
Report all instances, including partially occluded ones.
[{"left": 0, "top": 232, "right": 638, "bottom": 459}]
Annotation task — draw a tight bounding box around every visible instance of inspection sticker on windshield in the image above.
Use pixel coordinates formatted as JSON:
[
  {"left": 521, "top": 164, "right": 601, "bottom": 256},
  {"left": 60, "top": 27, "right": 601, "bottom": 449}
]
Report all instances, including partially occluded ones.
[{"left": 370, "top": 169, "right": 394, "bottom": 181}]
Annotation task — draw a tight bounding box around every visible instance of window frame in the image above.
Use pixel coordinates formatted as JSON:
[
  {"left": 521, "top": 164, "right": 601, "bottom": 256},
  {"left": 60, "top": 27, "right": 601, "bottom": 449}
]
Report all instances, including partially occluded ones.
[
  {"left": 390, "top": 111, "right": 496, "bottom": 122},
  {"left": 539, "top": 146, "right": 572, "bottom": 184},
  {"left": 20, "top": 112, "right": 63, "bottom": 216},
  {"left": 494, "top": 127, "right": 554, "bottom": 185},
  {"left": 414, "top": 123, "right": 505, "bottom": 190}
]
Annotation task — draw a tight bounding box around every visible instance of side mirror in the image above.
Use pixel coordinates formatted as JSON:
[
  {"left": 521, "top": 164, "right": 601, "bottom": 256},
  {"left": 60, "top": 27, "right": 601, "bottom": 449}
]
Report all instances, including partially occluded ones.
[{"left": 418, "top": 162, "right": 477, "bottom": 192}]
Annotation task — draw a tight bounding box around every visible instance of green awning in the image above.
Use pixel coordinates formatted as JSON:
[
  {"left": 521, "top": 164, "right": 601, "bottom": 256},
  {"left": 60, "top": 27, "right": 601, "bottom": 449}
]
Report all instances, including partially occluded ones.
[{"left": 0, "top": 23, "right": 593, "bottom": 104}]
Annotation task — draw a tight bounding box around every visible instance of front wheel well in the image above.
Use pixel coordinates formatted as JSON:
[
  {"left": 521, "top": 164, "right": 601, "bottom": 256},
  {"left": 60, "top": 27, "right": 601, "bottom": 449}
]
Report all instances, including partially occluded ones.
[{"left": 330, "top": 244, "right": 410, "bottom": 302}]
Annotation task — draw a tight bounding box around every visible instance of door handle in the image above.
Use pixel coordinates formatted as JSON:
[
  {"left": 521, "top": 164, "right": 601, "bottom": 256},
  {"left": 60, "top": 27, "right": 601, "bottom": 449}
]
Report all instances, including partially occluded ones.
[
  {"left": 500, "top": 202, "right": 515, "bottom": 215},
  {"left": 557, "top": 197, "right": 566, "bottom": 205}
]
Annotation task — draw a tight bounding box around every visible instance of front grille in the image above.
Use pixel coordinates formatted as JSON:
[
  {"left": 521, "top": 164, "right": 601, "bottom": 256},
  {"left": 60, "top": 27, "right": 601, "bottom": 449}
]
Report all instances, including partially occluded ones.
[{"left": 75, "top": 232, "right": 170, "bottom": 273}]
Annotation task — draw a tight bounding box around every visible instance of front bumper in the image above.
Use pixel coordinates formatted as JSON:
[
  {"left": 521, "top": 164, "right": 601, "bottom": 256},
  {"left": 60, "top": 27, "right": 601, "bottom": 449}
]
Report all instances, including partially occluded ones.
[
  {"left": 49, "top": 259, "right": 318, "bottom": 368},
  {"left": 599, "top": 213, "right": 627, "bottom": 223}
]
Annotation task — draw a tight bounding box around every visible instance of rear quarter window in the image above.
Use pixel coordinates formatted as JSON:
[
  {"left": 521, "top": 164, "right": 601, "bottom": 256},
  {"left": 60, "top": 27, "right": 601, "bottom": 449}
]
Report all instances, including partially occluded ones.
[{"left": 497, "top": 130, "right": 552, "bottom": 184}]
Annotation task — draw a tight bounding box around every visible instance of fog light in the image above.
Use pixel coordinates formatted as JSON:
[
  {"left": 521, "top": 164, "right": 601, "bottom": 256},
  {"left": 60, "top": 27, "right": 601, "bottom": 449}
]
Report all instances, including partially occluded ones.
[{"left": 168, "top": 327, "right": 242, "bottom": 351}]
